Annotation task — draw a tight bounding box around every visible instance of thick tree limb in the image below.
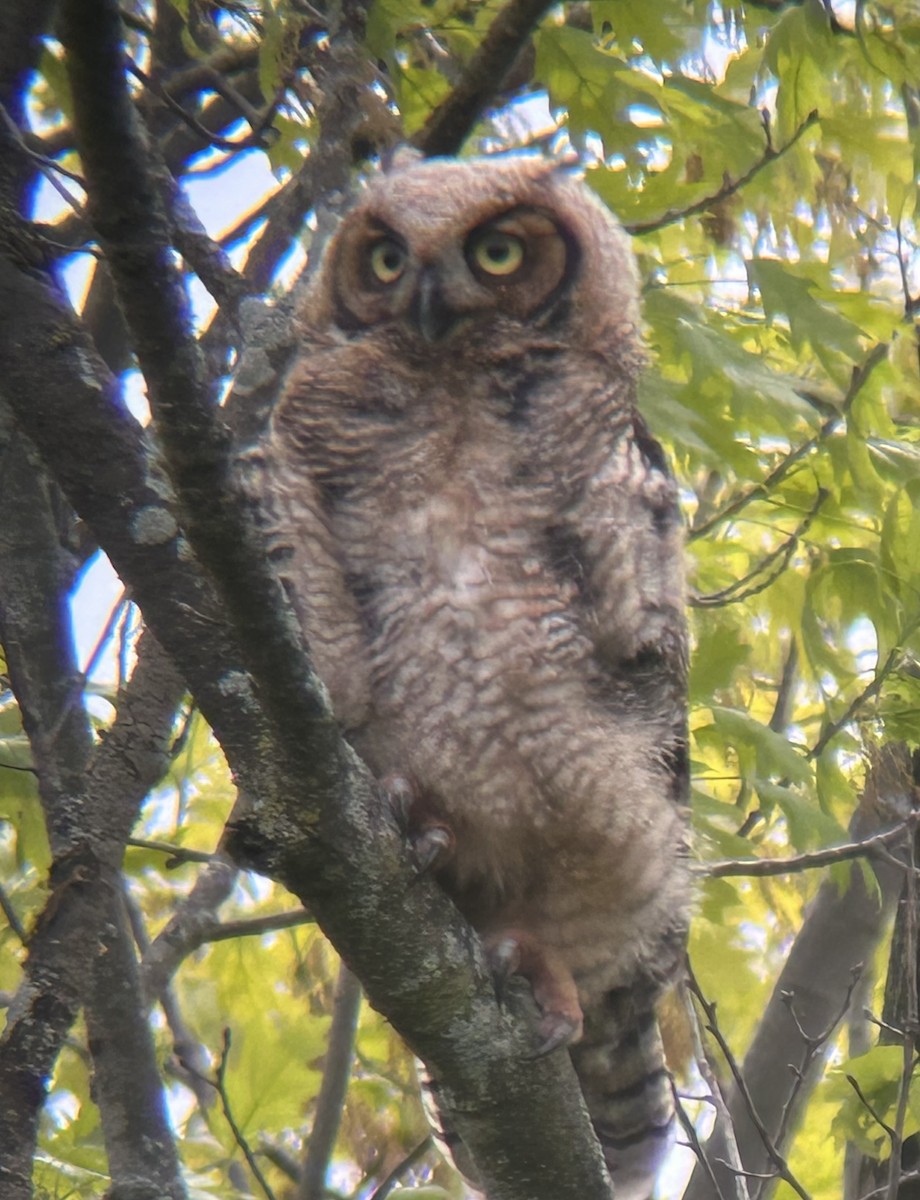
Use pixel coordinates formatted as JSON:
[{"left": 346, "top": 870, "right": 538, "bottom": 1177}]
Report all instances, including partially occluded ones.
[
  {"left": 0, "top": 414, "right": 186, "bottom": 1200},
  {"left": 85, "top": 887, "right": 187, "bottom": 1200},
  {"left": 1, "top": 7, "right": 619, "bottom": 1197},
  {"left": 415, "top": 0, "right": 556, "bottom": 156}
]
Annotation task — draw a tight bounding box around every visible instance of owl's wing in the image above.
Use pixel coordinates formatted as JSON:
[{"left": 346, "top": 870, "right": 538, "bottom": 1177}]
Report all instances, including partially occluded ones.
[
  {"left": 546, "top": 412, "right": 689, "bottom": 1197},
  {"left": 240, "top": 432, "right": 372, "bottom": 734},
  {"left": 551, "top": 411, "right": 688, "bottom": 731}
]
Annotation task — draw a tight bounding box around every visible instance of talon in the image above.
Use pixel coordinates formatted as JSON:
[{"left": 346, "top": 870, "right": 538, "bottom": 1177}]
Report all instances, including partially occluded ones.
[
  {"left": 483, "top": 928, "right": 583, "bottom": 1051},
  {"left": 381, "top": 773, "right": 416, "bottom": 825},
  {"left": 486, "top": 934, "right": 522, "bottom": 1003},
  {"left": 411, "top": 824, "right": 454, "bottom": 876},
  {"left": 380, "top": 774, "right": 455, "bottom": 878},
  {"left": 531, "top": 1011, "right": 582, "bottom": 1058}
]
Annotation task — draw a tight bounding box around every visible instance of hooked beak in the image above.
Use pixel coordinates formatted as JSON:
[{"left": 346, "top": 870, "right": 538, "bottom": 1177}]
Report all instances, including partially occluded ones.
[{"left": 410, "top": 267, "right": 457, "bottom": 343}]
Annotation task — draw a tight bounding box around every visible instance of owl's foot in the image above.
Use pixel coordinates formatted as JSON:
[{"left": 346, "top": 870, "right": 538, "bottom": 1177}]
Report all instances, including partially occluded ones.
[
  {"left": 381, "top": 773, "right": 455, "bottom": 876},
  {"left": 485, "top": 929, "right": 583, "bottom": 1056}
]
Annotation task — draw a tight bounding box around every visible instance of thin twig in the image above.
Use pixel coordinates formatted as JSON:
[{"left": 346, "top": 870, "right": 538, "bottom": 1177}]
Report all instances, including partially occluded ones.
[
  {"left": 808, "top": 645, "right": 908, "bottom": 763},
  {"left": 126, "top": 837, "right": 214, "bottom": 864},
  {"left": 864, "top": 1013, "right": 909, "bottom": 1041},
  {"left": 678, "top": 978, "right": 751, "bottom": 1200},
  {"left": 687, "top": 966, "right": 813, "bottom": 1200},
  {"left": 216, "top": 1028, "right": 278, "bottom": 1200},
  {"left": 705, "top": 814, "right": 918, "bottom": 877},
  {"left": 0, "top": 882, "right": 27, "bottom": 943},
  {"left": 858, "top": 1169, "right": 920, "bottom": 1199},
  {"left": 203, "top": 910, "right": 314, "bottom": 943},
  {"left": 0, "top": 99, "right": 86, "bottom": 215},
  {"left": 692, "top": 491, "right": 827, "bottom": 608},
  {"left": 126, "top": 58, "right": 282, "bottom": 152},
  {"left": 846, "top": 1075, "right": 898, "bottom": 1140},
  {"left": 368, "top": 1138, "right": 435, "bottom": 1200},
  {"left": 774, "top": 973, "right": 862, "bottom": 1153},
  {"left": 627, "top": 111, "right": 819, "bottom": 237},
  {"left": 690, "top": 342, "right": 889, "bottom": 542},
  {"left": 671, "top": 1079, "right": 731, "bottom": 1200},
  {"left": 46, "top": 591, "right": 129, "bottom": 746}
]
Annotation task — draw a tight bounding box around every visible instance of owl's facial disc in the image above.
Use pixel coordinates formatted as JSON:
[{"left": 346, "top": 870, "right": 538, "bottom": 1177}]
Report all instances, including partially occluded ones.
[
  {"left": 333, "top": 207, "right": 572, "bottom": 339},
  {"left": 403, "top": 210, "right": 571, "bottom": 342}
]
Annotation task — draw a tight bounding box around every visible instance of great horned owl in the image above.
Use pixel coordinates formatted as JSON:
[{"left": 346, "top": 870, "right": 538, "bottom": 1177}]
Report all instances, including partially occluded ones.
[{"left": 259, "top": 151, "right": 690, "bottom": 1199}]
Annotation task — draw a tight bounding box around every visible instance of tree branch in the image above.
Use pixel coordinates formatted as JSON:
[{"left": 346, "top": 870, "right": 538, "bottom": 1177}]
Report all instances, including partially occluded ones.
[
  {"left": 705, "top": 814, "right": 920, "bottom": 878},
  {"left": 414, "top": 0, "right": 556, "bottom": 156},
  {"left": 298, "top": 964, "right": 362, "bottom": 1200},
  {"left": 689, "top": 341, "right": 889, "bottom": 542},
  {"left": 685, "top": 745, "right": 913, "bottom": 1200},
  {"left": 626, "top": 111, "right": 820, "bottom": 238},
  {"left": 0, "top": 416, "right": 185, "bottom": 1200},
  {"left": 84, "top": 886, "right": 187, "bottom": 1200},
  {"left": 1, "top": 8, "right": 618, "bottom": 1196}
]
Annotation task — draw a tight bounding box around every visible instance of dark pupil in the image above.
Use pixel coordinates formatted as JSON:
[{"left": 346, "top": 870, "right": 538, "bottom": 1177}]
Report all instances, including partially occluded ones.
[
  {"left": 382, "top": 247, "right": 401, "bottom": 271},
  {"left": 485, "top": 239, "right": 509, "bottom": 263}
]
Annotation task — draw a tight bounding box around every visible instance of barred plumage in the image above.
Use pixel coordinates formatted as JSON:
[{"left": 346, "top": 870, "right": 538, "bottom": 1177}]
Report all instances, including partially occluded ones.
[{"left": 258, "top": 151, "right": 690, "bottom": 1199}]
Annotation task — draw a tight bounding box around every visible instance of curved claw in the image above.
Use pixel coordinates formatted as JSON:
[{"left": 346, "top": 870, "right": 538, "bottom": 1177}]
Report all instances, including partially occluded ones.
[
  {"left": 484, "top": 928, "right": 584, "bottom": 1052},
  {"left": 531, "top": 1011, "right": 582, "bottom": 1058},
  {"left": 380, "top": 774, "right": 455, "bottom": 878},
  {"left": 486, "top": 934, "right": 522, "bottom": 1003},
  {"left": 381, "top": 773, "right": 416, "bottom": 825},
  {"left": 411, "top": 824, "right": 454, "bottom": 876}
]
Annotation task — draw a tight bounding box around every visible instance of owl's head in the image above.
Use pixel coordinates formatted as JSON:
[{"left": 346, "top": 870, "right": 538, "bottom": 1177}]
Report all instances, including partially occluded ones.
[{"left": 304, "top": 153, "right": 640, "bottom": 357}]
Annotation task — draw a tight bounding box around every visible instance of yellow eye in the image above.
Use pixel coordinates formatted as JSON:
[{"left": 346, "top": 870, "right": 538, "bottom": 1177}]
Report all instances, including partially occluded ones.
[
  {"left": 471, "top": 231, "right": 525, "bottom": 277},
  {"left": 368, "top": 239, "right": 406, "bottom": 284}
]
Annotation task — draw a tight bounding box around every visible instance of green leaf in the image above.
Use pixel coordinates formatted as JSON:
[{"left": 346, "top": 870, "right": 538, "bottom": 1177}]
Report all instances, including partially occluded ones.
[
  {"left": 764, "top": 0, "right": 835, "bottom": 140},
  {"left": 754, "top": 779, "right": 847, "bottom": 851},
  {"left": 747, "top": 259, "right": 866, "bottom": 366},
  {"left": 711, "top": 706, "right": 813, "bottom": 785}
]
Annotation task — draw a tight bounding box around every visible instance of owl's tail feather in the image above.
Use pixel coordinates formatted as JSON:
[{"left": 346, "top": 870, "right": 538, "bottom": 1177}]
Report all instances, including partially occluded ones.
[
  {"left": 570, "top": 987, "right": 675, "bottom": 1200},
  {"left": 418, "top": 987, "right": 674, "bottom": 1199}
]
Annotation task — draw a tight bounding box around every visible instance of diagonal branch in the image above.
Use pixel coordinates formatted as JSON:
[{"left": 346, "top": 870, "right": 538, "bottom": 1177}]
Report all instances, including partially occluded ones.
[
  {"left": 690, "top": 341, "right": 889, "bottom": 542},
  {"left": 9, "top": 6, "right": 616, "bottom": 1198},
  {"left": 626, "top": 111, "right": 820, "bottom": 238},
  {"left": 414, "top": 0, "right": 556, "bottom": 156}
]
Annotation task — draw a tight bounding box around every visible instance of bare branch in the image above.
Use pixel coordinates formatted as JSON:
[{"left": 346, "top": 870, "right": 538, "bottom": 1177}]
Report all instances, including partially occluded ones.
[
  {"left": 687, "top": 966, "right": 813, "bottom": 1200},
  {"left": 414, "top": 0, "right": 556, "bottom": 156},
  {"left": 808, "top": 644, "right": 912, "bottom": 763},
  {"left": 672, "top": 1078, "right": 732, "bottom": 1200},
  {"left": 141, "top": 854, "right": 239, "bottom": 1002},
  {"left": 705, "top": 815, "right": 918, "bottom": 877},
  {"left": 846, "top": 1074, "right": 898, "bottom": 1141},
  {"left": 298, "top": 964, "right": 362, "bottom": 1200},
  {"left": 126, "top": 57, "right": 281, "bottom": 152},
  {"left": 127, "top": 837, "right": 216, "bottom": 865},
  {"left": 626, "top": 111, "right": 820, "bottom": 237},
  {"left": 215, "top": 1029, "right": 279, "bottom": 1200}
]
